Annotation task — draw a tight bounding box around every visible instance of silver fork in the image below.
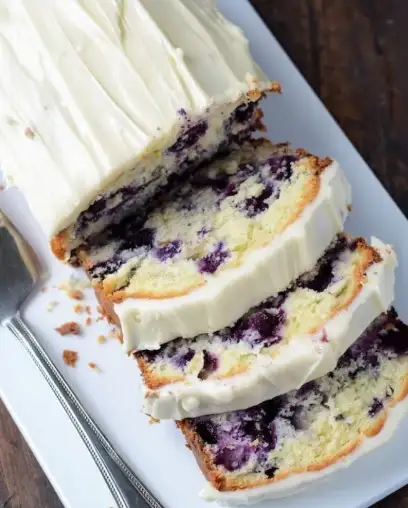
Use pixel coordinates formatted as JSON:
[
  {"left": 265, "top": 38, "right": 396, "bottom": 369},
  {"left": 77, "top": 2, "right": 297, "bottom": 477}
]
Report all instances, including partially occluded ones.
[{"left": 0, "top": 210, "right": 164, "bottom": 508}]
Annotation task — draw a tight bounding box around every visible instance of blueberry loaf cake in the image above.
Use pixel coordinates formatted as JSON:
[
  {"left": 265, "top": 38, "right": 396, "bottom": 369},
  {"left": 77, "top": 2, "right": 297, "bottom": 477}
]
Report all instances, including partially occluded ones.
[
  {"left": 0, "top": 0, "right": 278, "bottom": 261},
  {"left": 80, "top": 139, "right": 351, "bottom": 351},
  {"left": 137, "top": 235, "right": 396, "bottom": 420},
  {"left": 178, "top": 310, "right": 408, "bottom": 504}
]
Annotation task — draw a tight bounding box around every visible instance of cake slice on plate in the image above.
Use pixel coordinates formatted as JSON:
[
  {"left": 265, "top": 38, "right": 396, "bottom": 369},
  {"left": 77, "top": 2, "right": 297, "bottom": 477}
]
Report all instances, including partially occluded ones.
[
  {"left": 178, "top": 310, "right": 408, "bottom": 504},
  {"left": 0, "top": 0, "right": 278, "bottom": 261},
  {"left": 80, "top": 139, "right": 351, "bottom": 351},
  {"left": 136, "top": 235, "right": 396, "bottom": 419}
]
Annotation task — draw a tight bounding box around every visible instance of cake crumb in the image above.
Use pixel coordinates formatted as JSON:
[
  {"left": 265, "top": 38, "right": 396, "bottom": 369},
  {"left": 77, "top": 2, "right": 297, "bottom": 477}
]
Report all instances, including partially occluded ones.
[
  {"left": 85, "top": 305, "right": 91, "bottom": 315},
  {"left": 56, "top": 321, "right": 81, "bottom": 336},
  {"left": 47, "top": 301, "right": 59, "bottom": 313},
  {"left": 74, "top": 304, "right": 84, "bottom": 314},
  {"left": 97, "top": 335, "right": 106, "bottom": 344},
  {"left": 88, "top": 362, "right": 100, "bottom": 371},
  {"left": 149, "top": 416, "right": 160, "bottom": 425},
  {"left": 63, "top": 350, "right": 78, "bottom": 367},
  {"left": 67, "top": 289, "right": 84, "bottom": 300},
  {"left": 108, "top": 328, "right": 123, "bottom": 343},
  {"left": 85, "top": 317, "right": 92, "bottom": 326}
]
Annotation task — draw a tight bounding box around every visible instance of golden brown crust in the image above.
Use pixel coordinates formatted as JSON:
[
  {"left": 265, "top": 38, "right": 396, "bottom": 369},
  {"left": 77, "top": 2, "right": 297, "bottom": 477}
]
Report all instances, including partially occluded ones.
[
  {"left": 106, "top": 278, "right": 206, "bottom": 303},
  {"left": 177, "top": 420, "right": 227, "bottom": 491},
  {"left": 135, "top": 354, "right": 186, "bottom": 390},
  {"left": 306, "top": 236, "right": 382, "bottom": 336},
  {"left": 138, "top": 351, "right": 254, "bottom": 390},
  {"left": 50, "top": 231, "right": 70, "bottom": 261},
  {"left": 178, "top": 373, "right": 408, "bottom": 493},
  {"left": 93, "top": 286, "right": 121, "bottom": 326}
]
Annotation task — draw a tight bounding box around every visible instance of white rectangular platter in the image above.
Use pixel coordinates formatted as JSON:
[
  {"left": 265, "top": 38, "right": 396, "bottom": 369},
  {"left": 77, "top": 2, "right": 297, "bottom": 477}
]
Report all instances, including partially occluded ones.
[{"left": 1, "top": 1, "right": 408, "bottom": 507}]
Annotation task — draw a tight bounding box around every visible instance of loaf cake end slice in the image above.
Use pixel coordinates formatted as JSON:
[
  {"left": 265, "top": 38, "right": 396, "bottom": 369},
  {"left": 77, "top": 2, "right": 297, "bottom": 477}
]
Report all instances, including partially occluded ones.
[{"left": 178, "top": 310, "right": 408, "bottom": 504}]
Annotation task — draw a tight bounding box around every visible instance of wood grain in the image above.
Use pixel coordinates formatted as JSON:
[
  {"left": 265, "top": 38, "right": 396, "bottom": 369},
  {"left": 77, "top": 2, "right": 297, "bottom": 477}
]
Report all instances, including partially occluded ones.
[{"left": 0, "top": 1, "right": 407, "bottom": 506}]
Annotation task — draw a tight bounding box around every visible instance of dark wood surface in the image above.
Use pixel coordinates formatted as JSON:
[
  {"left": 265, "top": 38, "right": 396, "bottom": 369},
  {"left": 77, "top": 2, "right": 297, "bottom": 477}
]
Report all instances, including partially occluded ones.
[{"left": 1, "top": 1, "right": 407, "bottom": 507}]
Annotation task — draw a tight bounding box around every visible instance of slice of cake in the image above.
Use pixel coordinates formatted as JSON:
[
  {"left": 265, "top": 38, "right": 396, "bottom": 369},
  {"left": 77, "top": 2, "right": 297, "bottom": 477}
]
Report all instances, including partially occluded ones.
[
  {"left": 0, "top": 0, "right": 278, "bottom": 261},
  {"left": 80, "top": 139, "right": 351, "bottom": 351},
  {"left": 178, "top": 310, "right": 408, "bottom": 504},
  {"left": 137, "top": 235, "right": 396, "bottom": 419}
]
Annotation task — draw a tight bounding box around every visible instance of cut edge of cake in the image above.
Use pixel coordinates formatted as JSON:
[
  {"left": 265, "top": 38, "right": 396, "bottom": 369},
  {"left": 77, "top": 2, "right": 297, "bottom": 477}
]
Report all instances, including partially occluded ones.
[
  {"left": 177, "top": 311, "right": 408, "bottom": 504},
  {"left": 199, "top": 394, "right": 408, "bottom": 505},
  {"left": 102, "top": 150, "right": 352, "bottom": 351},
  {"left": 140, "top": 237, "right": 396, "bottom": 420}
]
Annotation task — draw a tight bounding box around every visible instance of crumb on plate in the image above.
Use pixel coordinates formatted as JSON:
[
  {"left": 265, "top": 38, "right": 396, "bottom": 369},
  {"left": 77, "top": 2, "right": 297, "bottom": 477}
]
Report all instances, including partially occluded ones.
[
  {"left": 74, "top": 304, "right": 84, "bottom": 313},
  {"left": 56, "top": 321, "right": 81, "bottom": 336},
  {"left": 67, "top": 289, "right": 84, "bottom": 300},
  {"left": 63, "top": 349, "right": 78, "bottom": 367}
]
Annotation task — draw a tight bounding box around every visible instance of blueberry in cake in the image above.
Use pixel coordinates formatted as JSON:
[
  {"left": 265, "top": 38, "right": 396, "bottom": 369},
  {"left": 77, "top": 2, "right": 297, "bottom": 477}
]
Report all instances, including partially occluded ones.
[
  {"left": 178, "top": 310, "right": 408, "bottom": 503},
  {"left": 137, "top": 235, "right": 396, "bottom": 419},
  {"left": 80, "top": 139, "right": 351, "bottom": 351},
  {"left": 0, "top": 0, "right": 278, "bottom": 261}
]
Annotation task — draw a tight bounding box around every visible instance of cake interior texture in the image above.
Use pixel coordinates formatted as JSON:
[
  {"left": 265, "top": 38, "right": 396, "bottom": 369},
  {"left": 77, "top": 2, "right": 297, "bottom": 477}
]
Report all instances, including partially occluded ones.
[
  {"left": 80, "top": 139, "right": 333, "bottom": 302},
  {"left": 178, "top": 311, "right": 408, "bottom": 492},
  {"left": 136, "top": 234, "right": 378, "bottom": 390},
  {"left": 52, "top": 100, "right": 266, "bottom": 260}
]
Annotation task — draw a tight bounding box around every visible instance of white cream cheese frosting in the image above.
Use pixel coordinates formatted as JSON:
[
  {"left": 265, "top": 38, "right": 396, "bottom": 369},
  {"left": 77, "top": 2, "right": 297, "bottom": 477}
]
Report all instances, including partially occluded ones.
[
  {"left": 142, "top": 239, "right": 397, "bottom": 420},
  {"left": 200, "top": 388, "right": 408, "bottom": 505},
  {"left": 0, "top": 0, "right": 272, "bottom": 238},
  {"left": 116, "top": 160, "right": 352, "bottom": 351}
]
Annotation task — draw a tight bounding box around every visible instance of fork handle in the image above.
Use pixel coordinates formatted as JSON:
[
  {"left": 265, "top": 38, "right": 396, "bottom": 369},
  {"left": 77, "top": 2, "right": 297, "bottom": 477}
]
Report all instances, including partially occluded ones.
[{"left": 5, "top": 313, "right": 164, "bottom": 508}]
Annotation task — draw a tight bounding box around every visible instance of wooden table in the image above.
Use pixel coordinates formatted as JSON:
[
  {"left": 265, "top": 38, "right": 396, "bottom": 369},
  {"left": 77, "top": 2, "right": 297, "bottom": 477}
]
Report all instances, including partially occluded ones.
[{"left": 1, "top": 1, "right": 407, "bottom": 507}]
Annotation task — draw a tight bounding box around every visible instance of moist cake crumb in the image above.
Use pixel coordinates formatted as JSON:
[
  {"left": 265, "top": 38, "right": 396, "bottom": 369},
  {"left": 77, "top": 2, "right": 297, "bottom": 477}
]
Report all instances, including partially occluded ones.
[
  {"left": 56, "top": 321, "right": 81, "bottom": 336},
  {"left": 88, "top": 362, "right": 100, "bottom": 371},
  {"left": 97, "top": 335, "right": 106, "bottom": 344},
  {"left": 67, "top": 289, "right": 84, "bottom": 300},
  {"left": 73, "top": 304, "right": 84, "bottom": 313},
  {"left": 63, "top": 350, "right": 78, "bottom": 367},
  {"left": 108, "top": 328, "right": 123, "bottom": 343}
]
